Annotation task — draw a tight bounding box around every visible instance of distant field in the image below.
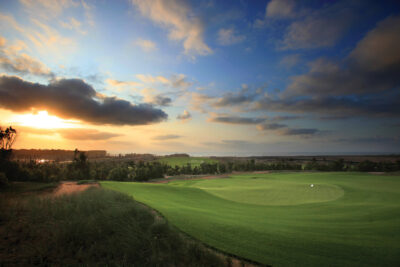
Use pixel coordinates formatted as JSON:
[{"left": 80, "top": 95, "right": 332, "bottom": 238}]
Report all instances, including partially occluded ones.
[
  {"left": 157, "top": 156, "right": 217, "bottom": 167},
  {"left": 102, "top": 172, "right": 400, "bottom": 266}
]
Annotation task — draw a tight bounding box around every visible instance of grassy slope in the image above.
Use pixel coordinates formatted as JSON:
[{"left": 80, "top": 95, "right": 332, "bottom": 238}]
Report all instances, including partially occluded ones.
[
  {"left": 157, "top": 157, "right": 217, "bottom": 167},
  {"left": 102, "top": 172, "right": 400, "bottom": 267},
  {"left": 0, "top": 185, "right": 224, "bottom": 266}
]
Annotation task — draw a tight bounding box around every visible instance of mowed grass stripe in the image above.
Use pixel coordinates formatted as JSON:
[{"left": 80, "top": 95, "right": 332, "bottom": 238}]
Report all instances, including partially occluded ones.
[{"left": 101, "top": 172, "right": 400, "bottom": 266}]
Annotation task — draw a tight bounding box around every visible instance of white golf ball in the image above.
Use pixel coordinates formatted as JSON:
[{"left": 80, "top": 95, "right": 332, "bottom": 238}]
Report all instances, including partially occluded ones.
[{"left": 310, "top": 184, "right": 314, "bottom": 188}]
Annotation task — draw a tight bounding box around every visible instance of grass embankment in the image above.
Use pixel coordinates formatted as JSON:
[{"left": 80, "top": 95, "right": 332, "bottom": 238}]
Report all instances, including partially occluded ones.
[
  {"left": 157, "top": 157, "right": 217, "bottom": 168},
  {"left": 102, "top": 172, "right": 400, "bottom": 266},
  {"left": 0, "top": 184, "right": 224, "bottom": 266}
]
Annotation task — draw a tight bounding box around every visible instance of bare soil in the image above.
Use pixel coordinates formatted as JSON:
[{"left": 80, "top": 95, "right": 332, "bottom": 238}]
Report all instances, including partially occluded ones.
[{"left": 52, "top": 181, "right": 99, "bottom": 197}]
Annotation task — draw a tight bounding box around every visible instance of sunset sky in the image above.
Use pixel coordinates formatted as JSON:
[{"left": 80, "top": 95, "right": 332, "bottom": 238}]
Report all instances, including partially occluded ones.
[{"left": 0, "top": 0, "right": 399, "bottom": 155}]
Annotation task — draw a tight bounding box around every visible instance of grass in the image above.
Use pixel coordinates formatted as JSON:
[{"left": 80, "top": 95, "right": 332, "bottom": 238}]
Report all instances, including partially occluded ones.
[
  {"left": 102, "top": 172, "right": 400, "bottom": 266},
  {"left": 157, "top": 156, "right": 217, "bottom": 168},
  {"left": 0, "top": 181, "right": 59, "bottom": 194},
  {"left": 0, "top": 185, "right": 224, "bottom": 266},
  {"left": 77, "top": 179, "right": 98, "bottom": 185}
]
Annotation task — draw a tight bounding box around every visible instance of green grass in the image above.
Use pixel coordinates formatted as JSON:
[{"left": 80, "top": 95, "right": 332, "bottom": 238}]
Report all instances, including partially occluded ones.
[
  {"left": 102, "top": 172, "right": 400, "bottom": 266},
  {"left": 157, "top": 156, "right": 217, "bottom": 167},
  {"left": 0, "top": 186, "right": 224, "bottom": 266}
]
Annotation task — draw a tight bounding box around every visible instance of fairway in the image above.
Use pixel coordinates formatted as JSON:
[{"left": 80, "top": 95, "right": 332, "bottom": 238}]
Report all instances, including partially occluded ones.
[
  {"left": 156, "top": 156, "right": 217, "bottom": 167},
  {"left": 102, "top": 173, "right": 400, "bottom": 266}
]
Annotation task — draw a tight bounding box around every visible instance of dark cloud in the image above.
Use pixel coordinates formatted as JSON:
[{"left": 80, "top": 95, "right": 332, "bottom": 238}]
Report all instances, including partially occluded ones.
[
  {"left": 318, "top": 115, "right": 351, "bottom": 121},
  {"left": 278, "top": 1, "right": 354, "bottom": 50},
  {"left": 152, "top": 95, "right": 172, "bottom": 107},
  {"left": 209, "top": 116, "right": 266, "bottom": 125},
  {"left": 257, "top": 123, "right": 287, "bottom": 130},
  {"left": 256, "top": 121, "right": 322, "bottom": 138},
  {"left": 59, "top": 128, "right": 122, "bottom": 140},
  {"left": 254, "top": 91, "right": 400, "bottom": 117},
  {"left": 270, "top": 115, "right": 303, "bottom": 121},
  {"left": 284, "top": 15, "right": 400, "bottom": 98},
  {"left": 170, "top": 74, "right": 193, "bottom": 90},
  {"left": 0, "top": 75, "right": 168, "bottom": 125},
  {"left": 152, "top": 134, "right": 181, "bottom": 140},
  {"left": 279, "top": 128, "right": 320, "bottom": 136},
  {"left": 212, "top": 87, "right": 257, "bottom": 108}
]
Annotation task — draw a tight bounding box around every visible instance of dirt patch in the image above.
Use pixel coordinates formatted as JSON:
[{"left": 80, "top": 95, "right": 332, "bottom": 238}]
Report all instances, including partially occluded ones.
[
  {"left": 52, "top": 182, "right": 99, "bottom": 197},
  {"left": 368, "top": 172, "right": 386, "bottom": 175}
]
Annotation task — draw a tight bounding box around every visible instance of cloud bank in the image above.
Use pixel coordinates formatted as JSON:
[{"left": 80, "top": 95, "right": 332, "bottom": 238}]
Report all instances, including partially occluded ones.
[{"left": 0, "top": 75, "right": 168, "bottom": 125}]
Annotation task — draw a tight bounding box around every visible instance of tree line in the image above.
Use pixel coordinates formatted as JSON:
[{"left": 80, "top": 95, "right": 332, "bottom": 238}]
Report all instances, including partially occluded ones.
[
  {"left": 1, "top": 126, "right": 399, "bottom": 185},
  {"left": 2, "top": 153, "right": 400, "bottom": 185}
]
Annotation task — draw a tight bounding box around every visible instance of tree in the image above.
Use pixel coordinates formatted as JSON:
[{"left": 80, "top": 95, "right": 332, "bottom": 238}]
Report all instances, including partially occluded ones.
[
  {"left": 1, "top": 126, "right": 17, "bottom": 161},
  {"left": 70, "top": 149, "right": 90, "bottom": 179},
  {"left": 0, "top": 126, "right": 18, "bottom": 185},
  {"left": 0, "top": 126, "right": 17, "bottom": 152}
]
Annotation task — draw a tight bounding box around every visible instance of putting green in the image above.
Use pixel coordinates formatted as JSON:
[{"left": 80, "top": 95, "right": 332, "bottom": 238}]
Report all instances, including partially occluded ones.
[
  {"left": 178, "top": 177, "right": 344, "bottom": 206},
  {"left": 102, "top": 172, "right": 400, "bottom": 266}
]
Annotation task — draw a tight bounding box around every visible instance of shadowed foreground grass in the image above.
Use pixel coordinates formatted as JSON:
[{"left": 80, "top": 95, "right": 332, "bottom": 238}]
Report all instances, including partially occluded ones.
[{"left": 0, "top": 186, "right": 224, "bottom": 266}]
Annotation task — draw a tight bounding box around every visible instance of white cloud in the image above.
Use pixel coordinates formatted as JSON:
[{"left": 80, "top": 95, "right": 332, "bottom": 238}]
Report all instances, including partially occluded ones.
[
  {"left": 136, "top": 74, "right": 169, "bottom": 84},
  {"left": 135, "top": 73, "right": 192, "bottom": 90},
  {"left": 19, "top": 0, "right": 79, "bottom": 19},
  {"left": 217, "top": 27, "right": 245, "bottom": 46},
  {"left": 0, "top": 35, "right": 53, "bottom": 77},
  {"left": 131, "top": 0, "right": 212, "bottom": 58},
  {"left": 60, "top": 17, "right": 86, "bottom": 35},
  {"left": 134, "top": 38, "right": 157, "bottom": 52},
  {"left": 106, "top": 79, "right": 141, "bottom": 92}
]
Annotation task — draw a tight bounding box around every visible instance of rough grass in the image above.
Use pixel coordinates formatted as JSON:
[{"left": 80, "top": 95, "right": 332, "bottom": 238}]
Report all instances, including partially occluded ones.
[
  {"left": 157, "top": 157, "right": 217, "bottom": 167},
  {"left": 102, "top": 172, "right": 400, "bottom": 266},
  {"left": 76, "top": 179, "right": 98, "bottom": 185},
  {"left": 0, "top": 181, "right": 59, "bottom": 194},
  {"left": 0, "top": 186, "right": 224, "bottom": 266}
]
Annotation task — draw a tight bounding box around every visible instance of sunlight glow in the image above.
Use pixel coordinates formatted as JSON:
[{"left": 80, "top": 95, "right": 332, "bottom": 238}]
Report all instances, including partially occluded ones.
[{"left": 13, "top": 111, "right": 80, "bottom": 129}]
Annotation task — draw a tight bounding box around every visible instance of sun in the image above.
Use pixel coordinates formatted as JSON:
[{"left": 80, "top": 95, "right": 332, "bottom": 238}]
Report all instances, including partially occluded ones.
[{"left": 13, "top": 111, "right": 80, "bottom": 129}]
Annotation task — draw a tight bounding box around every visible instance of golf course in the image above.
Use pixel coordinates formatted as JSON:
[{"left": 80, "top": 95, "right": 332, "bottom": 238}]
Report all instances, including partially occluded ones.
[{"left": 102, "top": 172, "right": 400, "bottom": 266}]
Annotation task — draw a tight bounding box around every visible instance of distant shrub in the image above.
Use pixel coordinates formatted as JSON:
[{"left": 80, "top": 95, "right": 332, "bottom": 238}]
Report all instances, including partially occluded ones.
[{"left": 0, "top": 172, "right": 8, "bottom": 188}]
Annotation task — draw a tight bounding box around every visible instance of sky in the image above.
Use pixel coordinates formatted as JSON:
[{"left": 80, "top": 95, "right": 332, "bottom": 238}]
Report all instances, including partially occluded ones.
[{"left": 0, "top": 0, "right": 399, "bottom": 156}]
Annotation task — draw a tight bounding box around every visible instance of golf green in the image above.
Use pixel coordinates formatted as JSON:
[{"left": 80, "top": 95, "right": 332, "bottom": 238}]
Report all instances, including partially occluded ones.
[{"left": 101, "top": 172, "right": 400, "bottom": 266}]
